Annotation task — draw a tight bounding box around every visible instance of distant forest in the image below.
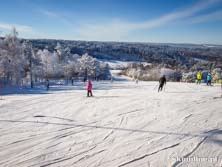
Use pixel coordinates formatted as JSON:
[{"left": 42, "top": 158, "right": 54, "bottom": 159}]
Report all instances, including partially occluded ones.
[{"left": 1, "top": 29, "right": 222, "bottom": 86}]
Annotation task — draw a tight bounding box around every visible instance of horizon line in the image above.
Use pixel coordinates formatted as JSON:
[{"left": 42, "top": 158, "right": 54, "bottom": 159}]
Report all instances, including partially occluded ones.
[{"left": 1, "top": 35, "right": 222, "bottom": 47}]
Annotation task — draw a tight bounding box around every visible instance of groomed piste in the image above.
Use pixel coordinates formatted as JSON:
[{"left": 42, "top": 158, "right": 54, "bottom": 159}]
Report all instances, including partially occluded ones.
[{"left": 0, "top": 80, "right": 221, "bottom": 167}]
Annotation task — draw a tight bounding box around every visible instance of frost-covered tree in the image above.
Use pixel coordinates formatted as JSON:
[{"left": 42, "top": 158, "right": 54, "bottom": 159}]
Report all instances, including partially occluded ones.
[
  {"left": 0, "top": 28, "right": 26, "bottom": 85},
  {"left": 55, "top": 42, "right": 71, "bottom": 63},
  {"left": 66, "top": 54, "right": 81, "bottom": 79},
  {"left": 78, "top": 53, "right": 112, "bottom": 80},
  {"left": 79, "top": 53, "right": 98, "bottom": 79},
  {"left": 55, "top": 42, "right": 63, "bottom": 62},
  {"left": 37, "top": 49, "right": 53, "bottom": 79},
  {"left": 22, "top": 41, "right": 41, "bottom": 87},
  {"left": 67, "top": 60, "right": 80, "bottom": 79},
  {"left": 37, "top": 48, "right": 66, "bottom": 79}
]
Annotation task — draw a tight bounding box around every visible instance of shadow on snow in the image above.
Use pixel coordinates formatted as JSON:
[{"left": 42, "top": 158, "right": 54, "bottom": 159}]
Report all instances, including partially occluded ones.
[
  {"left": 0, "top": 118, "right": 221, "bottom": 146},
  {"left": 0, "top": 81, "right": 130, "bottom": 96}
]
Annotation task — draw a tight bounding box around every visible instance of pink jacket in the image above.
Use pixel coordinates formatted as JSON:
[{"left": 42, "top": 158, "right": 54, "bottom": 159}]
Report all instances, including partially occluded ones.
[{"left": 87, "top": 80, "right": 92, "bottom": 91}]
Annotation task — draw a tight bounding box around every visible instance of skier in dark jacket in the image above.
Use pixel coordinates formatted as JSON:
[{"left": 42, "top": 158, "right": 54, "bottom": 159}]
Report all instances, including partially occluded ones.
[
  {"left": 158, "top": 75, "right": 166, "bottom": 92},
  {"left": 46, "top": 79, "right": 50, "bottom": 91}
]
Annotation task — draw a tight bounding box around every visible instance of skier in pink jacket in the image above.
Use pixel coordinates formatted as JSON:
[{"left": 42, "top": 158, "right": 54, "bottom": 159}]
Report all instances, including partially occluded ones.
[{"left": 87, "top": 80, "right": 93, "bottom": 97}]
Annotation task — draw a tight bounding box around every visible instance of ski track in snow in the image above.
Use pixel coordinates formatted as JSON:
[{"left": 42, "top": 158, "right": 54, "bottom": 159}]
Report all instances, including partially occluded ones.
[{"left": 0, "top": 81, "right": 222, "bottom": 167}]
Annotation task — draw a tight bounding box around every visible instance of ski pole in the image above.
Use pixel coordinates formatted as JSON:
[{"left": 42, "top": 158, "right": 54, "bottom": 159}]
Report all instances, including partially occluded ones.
[{"left": 0, "top": 83, "right": 2, "bottom": 100}]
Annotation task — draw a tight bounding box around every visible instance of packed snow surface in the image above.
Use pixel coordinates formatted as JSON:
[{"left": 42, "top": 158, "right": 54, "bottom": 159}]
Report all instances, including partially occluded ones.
[{"left": 0, "top": 81, "right": 222, "bottom": 167}]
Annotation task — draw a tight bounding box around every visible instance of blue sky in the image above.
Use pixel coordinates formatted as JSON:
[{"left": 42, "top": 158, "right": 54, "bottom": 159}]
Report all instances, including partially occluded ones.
[{"left": 0, "top": 0, "right": 222, "bottom": 44}]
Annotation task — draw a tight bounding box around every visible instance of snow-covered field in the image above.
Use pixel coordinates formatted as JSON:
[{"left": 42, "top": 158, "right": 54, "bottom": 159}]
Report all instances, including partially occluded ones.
[
  {"left": 0, "top": 81, "right": 222, "bottom": 167},
  {"left": 98, "top": 59, "right": 151, "bottom": 69}
]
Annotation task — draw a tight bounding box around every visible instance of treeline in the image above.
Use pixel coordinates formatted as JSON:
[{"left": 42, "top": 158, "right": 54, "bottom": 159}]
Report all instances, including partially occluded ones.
[
  {"left": 0, "top": 29, "right": 110, "bottom": 87},
  {"left": 122, "top": 63, "right": 182, "bottom": 81},
  {"left": 122, "top": 61, "right": 222, "bottom": 82},
  {"left": 28, "top": 39, "right": 222, "bottom": 68}
]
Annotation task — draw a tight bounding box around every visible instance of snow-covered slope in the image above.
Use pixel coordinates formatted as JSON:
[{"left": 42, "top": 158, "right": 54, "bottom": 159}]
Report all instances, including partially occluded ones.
[
  {"left": 0, "top": 81, "right": 221, "bottom": 167},
  {"left": 98, "top": 59, "right": 151, "bottom": 69}
]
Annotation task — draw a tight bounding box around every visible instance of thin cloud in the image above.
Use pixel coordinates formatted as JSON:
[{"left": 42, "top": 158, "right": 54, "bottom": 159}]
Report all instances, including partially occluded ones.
[
  {"left": 190, "top": 10, "right": 222, "bottom": 23},
  {"left": 76, "top": 0, "right": 222, "bottom": 41},
  {"left": 0, "top": 22, "right": 33, "bottom": 33},
  {"left": 39, "top": 9, "right": 73, "bottom": 27},
  {"left": 76, "top": 20, "right": 131, "bottom": 41},
  {"left": 39, "top": 9, "right": 59, "bottom": 18},
  {"left": 133, "top": 0, "right": 222, "bottom": 29}
]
